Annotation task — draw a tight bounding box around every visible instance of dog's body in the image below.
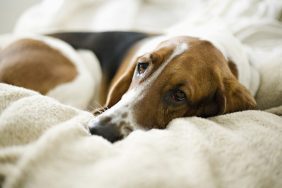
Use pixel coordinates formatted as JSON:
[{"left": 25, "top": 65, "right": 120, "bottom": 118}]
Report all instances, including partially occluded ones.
[
  {"left": 0, "top": 32, "right": 148, "bottom": 107},
  {"left": 0, "top": 32, "right": 256, "bottom": 142}
]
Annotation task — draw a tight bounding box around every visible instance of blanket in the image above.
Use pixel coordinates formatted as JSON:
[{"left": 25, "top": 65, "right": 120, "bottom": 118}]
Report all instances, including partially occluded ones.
[
  {"left": 1, "top": 0, "right": 282, "bottom": 187},
  {"left": 0, "top": 83, "right": 282, "bottom": 188}
]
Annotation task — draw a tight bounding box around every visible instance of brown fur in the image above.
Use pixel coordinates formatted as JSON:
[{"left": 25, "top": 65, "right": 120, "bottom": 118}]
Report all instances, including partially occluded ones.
[
  {"left": 104, "top": 41, "right": 147, "bottom": 107},
  {"left": 0, "top": 39, "right": 77, "bottom": 94},
  {"left": 104, "top": 36, "right": 256, "bottom": 129},
  {"left": 0, "top": 36, "right": 256, "bottom": 130}
]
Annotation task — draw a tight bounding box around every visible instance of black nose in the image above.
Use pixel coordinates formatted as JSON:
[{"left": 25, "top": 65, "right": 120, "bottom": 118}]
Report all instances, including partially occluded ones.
[{"left": 89, "top": 120, "right": 123, "bottom": 143}]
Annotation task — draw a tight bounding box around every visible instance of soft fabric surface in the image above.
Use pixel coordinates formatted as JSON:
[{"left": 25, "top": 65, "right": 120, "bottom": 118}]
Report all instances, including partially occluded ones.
[
  {"left": 0, "top": 0, "right": 282, "bottom": 187},
  {"left": 0, "top": 83, "right": 282, "bottom": 188}
]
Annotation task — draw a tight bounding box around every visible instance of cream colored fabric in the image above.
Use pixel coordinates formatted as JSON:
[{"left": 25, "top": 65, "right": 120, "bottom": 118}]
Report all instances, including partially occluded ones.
[
  {"left": 14, "top": 0, "right": 282, "bottom": 34},
  {"left": 0, "top": 83, "right": 282, "bottom": 188}
]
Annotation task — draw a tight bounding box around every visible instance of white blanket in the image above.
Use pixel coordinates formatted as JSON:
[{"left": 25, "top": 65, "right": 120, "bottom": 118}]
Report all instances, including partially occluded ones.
[
  {"left": 1, "top": 0, "right": 282, "bottom": 187},
  {"left": 0, "top": 83, "right": 282, "bottom": 188}
]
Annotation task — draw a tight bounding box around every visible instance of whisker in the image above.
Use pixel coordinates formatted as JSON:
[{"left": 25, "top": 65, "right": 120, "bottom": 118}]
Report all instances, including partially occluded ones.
[{"left": 87, "top": 101, "right": 104, "bottom": 112}]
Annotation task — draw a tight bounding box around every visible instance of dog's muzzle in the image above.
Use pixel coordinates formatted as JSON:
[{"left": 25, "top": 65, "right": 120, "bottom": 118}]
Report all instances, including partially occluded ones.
[{"left": 89, "top": 118, "right": 123, "bottom": 143}]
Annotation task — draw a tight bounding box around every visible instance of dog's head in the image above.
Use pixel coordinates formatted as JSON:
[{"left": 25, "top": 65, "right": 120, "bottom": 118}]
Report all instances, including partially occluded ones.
[{"left": 89, "top": 36, "right": 256, "bottom": 142}]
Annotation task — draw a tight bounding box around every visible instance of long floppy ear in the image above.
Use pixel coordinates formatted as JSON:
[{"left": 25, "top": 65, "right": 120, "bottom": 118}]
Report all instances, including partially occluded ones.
[
  {"left": 227, "top": 60, "right": 238, "bottom": 78},
  {"left": 216, "top": 77, "right": 256, "bottom": 114},
  {"left": 105, "top": 65, "right": 136, "bottom": 108}
]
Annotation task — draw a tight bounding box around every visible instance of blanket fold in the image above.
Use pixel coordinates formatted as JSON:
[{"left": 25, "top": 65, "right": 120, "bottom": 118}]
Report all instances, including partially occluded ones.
[{"left": 0, "top": 83, "right": 282, "bottom": 188}]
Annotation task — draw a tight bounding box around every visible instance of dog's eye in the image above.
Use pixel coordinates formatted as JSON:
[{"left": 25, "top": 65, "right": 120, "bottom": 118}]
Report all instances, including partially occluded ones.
[
  {"left": 164, "top": 88, "right": 187, "bottom": 106},
  {"left": 137, "top": 62, "right": 149, "bottom": 75},
  {"left": 171, "top": 89, "right": 186, "bottom": 103}
]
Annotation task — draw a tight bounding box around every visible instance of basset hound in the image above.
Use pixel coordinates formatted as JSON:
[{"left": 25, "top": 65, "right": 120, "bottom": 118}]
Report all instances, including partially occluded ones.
[{"left": 0, "top": 32, "right": 257, "bottom": 142}]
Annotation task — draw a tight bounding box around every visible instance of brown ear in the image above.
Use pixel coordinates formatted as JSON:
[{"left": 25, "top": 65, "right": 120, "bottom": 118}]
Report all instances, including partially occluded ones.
[
  {"left": 217, "top": 78, "right": 256, "bottom": 114},
  {"left": 227, "top": 60, "right": 239, "bottom": 78},
  {"left": 105, "top": 65, "right": 135, "bottom": 108}
]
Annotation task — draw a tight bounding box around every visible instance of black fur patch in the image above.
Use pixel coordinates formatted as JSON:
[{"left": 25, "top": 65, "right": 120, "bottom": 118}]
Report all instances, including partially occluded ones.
[{"left": 49, "top": 31, "right": 149, "bottom": 81}]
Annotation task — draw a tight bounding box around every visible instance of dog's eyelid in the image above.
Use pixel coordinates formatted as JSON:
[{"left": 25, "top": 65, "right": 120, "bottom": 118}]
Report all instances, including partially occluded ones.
[
  {"left": 173, "top": 82, "right": 189, "bottom": 92},
  {"left": 162, "top": 86, "right": 189, "bottom": 107},
  {"left": 173, "top": 84, "right": 194, "bottom": 103},
  {"left": 136, "top": 57, "right": 151, "bottom": 64},
  {"left": 137, "top": 53, "right": 152, "bottom": 62},
  {"left": 136, "top": 52, "right": 161, "bottom": 66},
  {"left": 150, "top": 53, "right": 161, "bottom": 63}
]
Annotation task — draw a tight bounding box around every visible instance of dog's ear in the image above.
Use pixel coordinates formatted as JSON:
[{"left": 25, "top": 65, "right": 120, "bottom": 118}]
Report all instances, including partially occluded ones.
[
  {"left": 227, "top": 60, "right": 238, "bottom": 78},
  {"left": 104, "top": 65, "right": 135, "bottom": 108},
  {"left": 216, "top": 77, "right": 256, "bottom": 114}
]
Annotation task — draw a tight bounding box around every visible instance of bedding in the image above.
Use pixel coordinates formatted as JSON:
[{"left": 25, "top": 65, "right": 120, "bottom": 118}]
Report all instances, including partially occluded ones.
[
  {"left": 1, "top": 0, "right": 282, "bottom": 187},
  {"left": 0, "top": 83, "right": 282, "bottom": 188}
]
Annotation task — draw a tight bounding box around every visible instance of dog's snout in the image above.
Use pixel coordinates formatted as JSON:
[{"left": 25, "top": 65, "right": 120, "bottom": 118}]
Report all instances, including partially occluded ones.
[{"left": 89, "top": 118, "right": 123, "bottom": 143}]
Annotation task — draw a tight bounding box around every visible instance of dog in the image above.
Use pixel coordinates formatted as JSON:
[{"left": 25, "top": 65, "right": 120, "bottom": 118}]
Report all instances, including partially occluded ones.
[{"left": 0, "top": 32, "right": 256, "bottom": 142}]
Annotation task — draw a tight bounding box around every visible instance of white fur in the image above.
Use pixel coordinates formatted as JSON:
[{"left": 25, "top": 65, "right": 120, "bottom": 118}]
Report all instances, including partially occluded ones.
[
  {"left": 134, "top": 36, "right": 171, "bottom": 57},
  {"left": 76, "top": 50, "right": 102, "bottom": 109}
]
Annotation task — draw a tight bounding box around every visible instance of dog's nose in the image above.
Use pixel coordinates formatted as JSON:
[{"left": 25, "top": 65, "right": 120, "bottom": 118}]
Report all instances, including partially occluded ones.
[{"left": 89, "top": 118, "right": 123, "bottom": 143}]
